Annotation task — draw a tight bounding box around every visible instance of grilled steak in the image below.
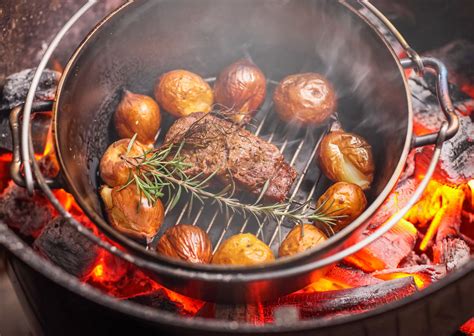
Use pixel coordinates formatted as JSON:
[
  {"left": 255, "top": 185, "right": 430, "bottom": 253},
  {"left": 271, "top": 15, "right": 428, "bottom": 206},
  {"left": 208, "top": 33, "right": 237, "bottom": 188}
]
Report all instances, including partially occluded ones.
[{"left": 164, "top": 113, "right": 297, "bottom": 202}]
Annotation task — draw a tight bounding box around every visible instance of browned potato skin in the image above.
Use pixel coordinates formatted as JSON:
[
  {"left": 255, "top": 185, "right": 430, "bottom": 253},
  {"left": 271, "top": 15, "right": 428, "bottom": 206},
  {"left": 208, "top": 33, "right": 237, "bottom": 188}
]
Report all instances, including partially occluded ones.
[
  {"left": 273, "top": 73, "right": 336, "bottom": 125},
  {"left": 214, "top": 59, "right": 266, "bottom": 123},
  {"left": 100, "top": 184, "right": 164, "bottom": 241},
  {"left": 316, "top": 182, "right": 367, "bottom": 232},
  {"left": 115, "top": 90, "right": 161, "bottom": 145},
  {"left": 279, "top": 224, "right": 327, "bottom": 258},
  {"left": 318, "top": 131, "right": 375, "bottom": 190},
  {"left": 99, "top": 139, "right": 148, "bottom": 187},
  {"left": 156, "top": 224, "right": 212, "bottom": 264},
  {"left": 154, "top": 70, "right": 213, "bottom": 118},
  {"left": 212, "top": 233, "right": 275, "bottom": 266}
]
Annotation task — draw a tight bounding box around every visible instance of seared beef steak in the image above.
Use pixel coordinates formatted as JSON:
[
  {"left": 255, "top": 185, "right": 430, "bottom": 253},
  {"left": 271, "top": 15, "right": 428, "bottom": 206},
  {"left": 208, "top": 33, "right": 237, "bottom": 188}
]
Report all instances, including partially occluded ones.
[{"left": 164, "top": 113, "right": 297, "bottom": 202}]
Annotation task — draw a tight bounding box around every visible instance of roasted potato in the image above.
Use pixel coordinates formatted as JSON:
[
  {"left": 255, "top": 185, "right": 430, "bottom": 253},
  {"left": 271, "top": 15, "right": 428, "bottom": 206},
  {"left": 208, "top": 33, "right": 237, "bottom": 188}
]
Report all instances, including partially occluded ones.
[
  {"left": 114, "top": 90, "right": 161, "bottom": 145},
  {"left": 279, "top": 224, "right": 327, "bottom": 257},
  {"left": 100, "top": 184, "right": 164, "bottom": 241},
  {"left": 315, "top": 182, "right": 367, "bottom": 232},
  {"left": 318, "top": 130, "right": 374, "bottom": 190},
  {"left": 156, "top": 224, "right": 212, "bottom": 264},
  {"left": 214, "top": 58, "right": 266, "bottom": 123},
  {"left": 273, "top": 72, "right": 336, "bottom": 125},
  {"left": 212, "top": 233, "right": 274, "bottom": 266},
  {"left": 99, "top": 138, "right": 148, "bottom": 187},
  {"left": 154, "top": 70, "right": 213, "bottom": 118}
]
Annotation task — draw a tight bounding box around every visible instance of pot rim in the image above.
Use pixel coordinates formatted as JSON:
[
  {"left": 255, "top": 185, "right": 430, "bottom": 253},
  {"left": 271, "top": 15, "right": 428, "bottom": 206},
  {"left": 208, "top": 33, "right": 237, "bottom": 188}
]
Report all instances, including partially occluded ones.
[{"left": 52, "top": 0, "right": 413, "bottom": 280}]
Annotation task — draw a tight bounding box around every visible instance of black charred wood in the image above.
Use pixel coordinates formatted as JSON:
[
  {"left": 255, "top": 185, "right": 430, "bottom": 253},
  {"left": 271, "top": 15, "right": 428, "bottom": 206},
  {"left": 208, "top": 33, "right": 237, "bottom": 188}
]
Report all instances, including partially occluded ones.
[
  {"left": 262, "top": 277, "right": 418, "bottom": 321},
  {"left": 129, "top": 289, "right": 186, "bottom": 315},
  {"left": 0, "top": 69, "right": 60, "bottom": 111},
  {"left": 0, "top": 182, "right": 57, "bottom": 237},
  {"left": 373, "top": 265, "right": 447, "bottom": 286},
  {"left": 34, "top": 217, "right": 99, "bottom": 279}
]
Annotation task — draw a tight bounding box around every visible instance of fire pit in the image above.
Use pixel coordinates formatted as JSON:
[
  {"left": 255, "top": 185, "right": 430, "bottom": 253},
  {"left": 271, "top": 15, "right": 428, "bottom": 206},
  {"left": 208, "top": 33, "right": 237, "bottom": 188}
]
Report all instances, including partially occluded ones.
[{"left": 0, "top": 1, "right": 473, "bottom": 335}]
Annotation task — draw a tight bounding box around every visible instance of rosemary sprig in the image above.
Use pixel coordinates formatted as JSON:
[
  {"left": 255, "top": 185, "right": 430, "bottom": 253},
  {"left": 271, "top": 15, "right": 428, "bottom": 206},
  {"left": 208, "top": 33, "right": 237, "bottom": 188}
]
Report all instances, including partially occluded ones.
[{"left": 123, "top": 138, "right": 342, "bottom": 230}]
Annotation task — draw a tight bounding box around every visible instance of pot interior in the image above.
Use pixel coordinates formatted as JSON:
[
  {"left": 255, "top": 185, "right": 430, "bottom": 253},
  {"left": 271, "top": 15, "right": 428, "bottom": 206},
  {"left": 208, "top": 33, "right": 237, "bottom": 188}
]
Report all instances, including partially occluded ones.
[{"left": 55, "top": 0, "right": 410, "bottom": 264}]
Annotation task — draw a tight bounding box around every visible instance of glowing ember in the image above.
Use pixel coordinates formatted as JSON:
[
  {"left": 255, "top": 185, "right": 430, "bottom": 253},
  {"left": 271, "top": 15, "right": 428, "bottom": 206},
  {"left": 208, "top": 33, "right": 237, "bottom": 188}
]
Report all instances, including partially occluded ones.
[
  {"left": 344, "top": 219, "right": 417, "bottom": 272},
  {"left": 0, "top": 153, "right": 13, "bottom": 192},
  {"left": 460, "top": 318, "right": 474, "bottom": 334},
  {"left": 373, "top": 265, "right": 446, "bottom": 290}
]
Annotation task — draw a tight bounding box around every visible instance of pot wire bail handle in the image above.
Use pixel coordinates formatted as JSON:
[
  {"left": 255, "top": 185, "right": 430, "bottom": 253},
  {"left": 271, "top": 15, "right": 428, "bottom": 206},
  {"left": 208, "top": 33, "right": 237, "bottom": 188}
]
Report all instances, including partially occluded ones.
[
  {"left": 351, "top": 0, "right": 425, "bottom": 74},
  {"left": 349, "top": 0, "right": 459, "bottom": 147},
  {"left": 20, "top": 0, "right": 98, "bottom": 195}
]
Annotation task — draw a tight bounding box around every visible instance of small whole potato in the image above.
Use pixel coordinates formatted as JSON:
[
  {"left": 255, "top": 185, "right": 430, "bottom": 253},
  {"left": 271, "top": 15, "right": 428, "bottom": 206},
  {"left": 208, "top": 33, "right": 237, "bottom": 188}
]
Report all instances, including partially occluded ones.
[
  {"left": 318, "top": 130, "right": 374, "bottom": 190},
  {"left": 212, "top": 233, "right": 275, "bottom": 266},
  {"left": 154, "top": 70, "right": 213, "bottom": 118},
  {"left": 214, "top": 58, "right": 266, "bottom": 123},
  {"left": 315, "top": 182, "right": 367, "bottom": 232},
  {"left": 273, "top": 72, "right": 336, "bottom": 125},
  {"left": 156, "top": 224, "right": 212, "bottom": 264},
  {"left": 279, "top": 224, "right": 327, "bottom": 258},
  {"left": 100, "top": 184, "right": 164, "bottom": 241},
  {"left": 114, "top": 90, "right": 161, "bottom": 145},
  {"left": 99, "top": 138, "right": 148, "bottom": 187}
]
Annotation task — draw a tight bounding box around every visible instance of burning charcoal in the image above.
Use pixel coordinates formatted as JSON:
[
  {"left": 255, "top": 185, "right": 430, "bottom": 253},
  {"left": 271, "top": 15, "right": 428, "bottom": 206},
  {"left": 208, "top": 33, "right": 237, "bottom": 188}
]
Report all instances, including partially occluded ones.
[
  {"left": 372, "top": 265, "right": 446, "bottom": 289},
  {"left": 399, "top": 251, "right": 431, "bottom": 268},
  {"left": 325, "top": 263, "right": 383, "bottom": 287},
  {"left": 405, "top": 180, "right": 444, "bottom": 230},
  {"left": 260, "top": 277, "right": 418, "bottom": 322},
  {"left": 0, "top": 69, "right": 60, "bottom": 111},
  {"left": 460, "top": 318, "right": 474, "bottom": 335},
  {"left": 418, "top": 183, "right": 465, "bottom": 251},
  {"left": 410, "top": 75, "right": 474, "bottom": 184},
  {"left": 38, "top": 151, "right": 60, "bottom": 179},
  {"left": 366, "top": 178, "right": 418, "bottom": 230},
  {"left": 345, "top": 219, "right": 417, "bottom": 272},
  {"left": 433, "top": 238, "right": 470, "bottom": 272},
  {"left": 303, "top": 264, "right": 382, "bottom": 292},
  {"left": 413, "top": 115, "right": 474, "bottom": 185},
  {"left": 34, "top": 216, "right": 99, "bottom": 279},
  {"left": 0, "top": 181, "right": 57, "bottom": 237},
  {"left": 463, "top": 181, "right": 474, "bottom": 213},
  {"left": 436, "top": 187, "right": 466, "bottom": 242},
  {"left": 129, "top": 289, "right": 187, "bottom": 315},
  {"left": 460, "top": 181, "right": 474, "bottom": 240}
]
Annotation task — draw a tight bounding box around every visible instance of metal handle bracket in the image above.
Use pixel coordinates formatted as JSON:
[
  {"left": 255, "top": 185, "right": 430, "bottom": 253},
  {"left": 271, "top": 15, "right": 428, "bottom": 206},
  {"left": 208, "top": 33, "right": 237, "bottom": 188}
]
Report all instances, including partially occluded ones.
[{"left": 9, "top": 101, "right": 61, "bottom": 189}]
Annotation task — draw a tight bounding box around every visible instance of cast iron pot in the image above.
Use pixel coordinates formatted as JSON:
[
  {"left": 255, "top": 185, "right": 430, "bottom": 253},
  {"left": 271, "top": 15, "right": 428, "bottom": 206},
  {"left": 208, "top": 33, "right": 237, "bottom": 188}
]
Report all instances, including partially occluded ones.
[{"left": 9, "top": 0, "right": 458, "bottom": 303}]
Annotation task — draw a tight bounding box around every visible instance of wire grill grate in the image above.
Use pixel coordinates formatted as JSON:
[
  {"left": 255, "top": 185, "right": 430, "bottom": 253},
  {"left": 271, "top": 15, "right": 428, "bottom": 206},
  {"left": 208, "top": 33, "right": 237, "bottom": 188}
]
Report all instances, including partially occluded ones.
[{"left": 152, "top": 79, "right": 331, "bottom": 253}]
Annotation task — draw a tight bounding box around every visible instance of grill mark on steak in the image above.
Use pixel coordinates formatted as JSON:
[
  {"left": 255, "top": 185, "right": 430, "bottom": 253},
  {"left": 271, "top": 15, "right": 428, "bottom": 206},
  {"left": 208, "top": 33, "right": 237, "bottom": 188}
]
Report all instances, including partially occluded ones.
[{"left": 164, "top": 113, "right": 297, "bottom": 202}]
